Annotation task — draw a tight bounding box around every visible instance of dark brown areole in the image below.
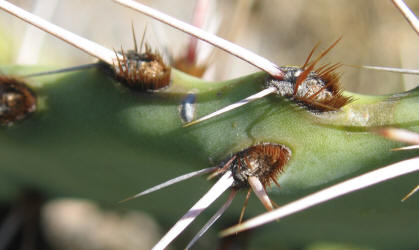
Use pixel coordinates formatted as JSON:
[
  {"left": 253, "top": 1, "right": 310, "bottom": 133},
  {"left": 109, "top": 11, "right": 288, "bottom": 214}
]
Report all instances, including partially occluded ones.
[
  {"left": 107, "top": 44, "right": 171, "bottom": 92},
  {"left": 0, "top": 76, "right": 36, "bottom": 126},
  {"left": 219, "top": 143, "right": 291, "bottom": 189},
  {"left": 265, "top": 39, "right": 352, "bottom": 112}
]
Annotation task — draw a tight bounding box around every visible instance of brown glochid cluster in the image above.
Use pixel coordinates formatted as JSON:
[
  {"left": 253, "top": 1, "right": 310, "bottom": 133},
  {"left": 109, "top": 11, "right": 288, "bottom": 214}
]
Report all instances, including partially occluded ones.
[
  {"left": 112, "top": 45, "right": 171, "bottom": 91},
  {"left": 0, "top": 76, "right": 37, "bottom": 126},
  {"left": 265, "top": 39, "right": 352, "bottom": 112},
  {"left": 226, "top": 143, "right": 291, "bottom": 189}
]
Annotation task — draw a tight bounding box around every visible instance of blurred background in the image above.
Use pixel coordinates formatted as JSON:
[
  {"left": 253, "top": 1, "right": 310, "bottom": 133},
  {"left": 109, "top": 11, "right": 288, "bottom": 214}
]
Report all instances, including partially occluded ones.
[
  {"left": 0, "top": 0, "right": 418, "bottom": 249},
  {"left": 1, "top": 0, "right": 418, "bottom": 92}
]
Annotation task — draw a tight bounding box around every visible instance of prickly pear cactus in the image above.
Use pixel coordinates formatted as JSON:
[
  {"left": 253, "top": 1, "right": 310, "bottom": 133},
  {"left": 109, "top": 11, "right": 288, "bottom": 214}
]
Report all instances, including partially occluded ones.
[
  {"left": 1, "top": 63, "right": 418, "bottom": 249},
  {"left": 0, "top": 1, "right": 418, "bottom": 250}
]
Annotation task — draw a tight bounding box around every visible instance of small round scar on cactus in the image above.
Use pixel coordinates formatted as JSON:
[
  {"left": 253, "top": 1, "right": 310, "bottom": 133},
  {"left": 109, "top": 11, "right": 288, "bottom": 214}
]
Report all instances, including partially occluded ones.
[
  {"left": 121, "top": 142, "right": 291, "bottom": 249},
  {"left": 0, "top": 76, "right": 36, "bottom": 126}
]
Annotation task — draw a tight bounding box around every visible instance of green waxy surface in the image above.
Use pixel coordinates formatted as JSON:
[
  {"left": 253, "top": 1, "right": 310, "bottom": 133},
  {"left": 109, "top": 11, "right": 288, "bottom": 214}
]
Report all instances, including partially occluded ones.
[{"left": 0, "top": 66, "right": 418, "bottom": 249}]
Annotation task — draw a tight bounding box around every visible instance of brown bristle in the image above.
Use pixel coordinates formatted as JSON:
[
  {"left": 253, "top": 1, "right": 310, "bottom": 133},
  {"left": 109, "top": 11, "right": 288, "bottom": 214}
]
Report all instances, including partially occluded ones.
[
  {"left": 220, "top": 143, "right": 291, "bottom": 189},
  {"left": 317, "top": 62, "right": 341, "bottom": 76},
  {"left": 112, "top": 44, "right": 171, "bottom": 91},
  {"left": 314, "top": 63, "right": 331, "bottom": 75},
  {"left": 265, "top": 38, "right": 352, "bottom": 112},
  {"left": 0, "top": 76, "right": 37, "bottom": 126},
  {"left": 294, "top": 38, "right": 341, "bottom": 95},
  {"left": 293, "top": 62, "right": 314, "bottom": 96},
  {"left": 238, "top": 188, "right": 252, "bottom": 224},
  {"left": 302, "top": 42, "right": 320, "bottom": 69},
  {"left": 297, "top": 38, "right": 351, "bottom": 111},
  {"left": 307, "top": 62, "right": 351, "bottom": 110}
]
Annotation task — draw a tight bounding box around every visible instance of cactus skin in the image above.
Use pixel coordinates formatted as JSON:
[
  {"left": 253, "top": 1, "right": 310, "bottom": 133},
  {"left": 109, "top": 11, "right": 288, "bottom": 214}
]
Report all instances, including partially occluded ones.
[{"left": 0, "top": 65, "right": 418, "bottom": 249}]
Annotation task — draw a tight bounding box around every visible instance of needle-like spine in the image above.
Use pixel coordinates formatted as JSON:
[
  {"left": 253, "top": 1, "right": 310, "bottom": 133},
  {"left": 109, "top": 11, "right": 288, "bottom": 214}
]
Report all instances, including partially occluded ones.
[
  {"left": 23, "top": 63, "right": 98, "bottom": 78},
  {"left": 248, "top": 176, "right": 273, "bottom": 211},
  {"left": 401, "top": 184, "right": 419, "bottom": 202},
  {"left": 391, "top": 0, "right": 419, "bottom": 35},
  {"left": 184, "top": 87, "right": 277, "bottom": 127},
  {"left": 345, "top": 64, "right": 419, "bottom": 75},
  {"left": 220, "top": 157, "right": 419, "bottom": 236},
  {"left": 0, "top": 0, "right": 121, "bottom": 65},
  {"left": 119, "top": 167, "right": 217, "bottom": 203},
  {"left": 152, "top": 171, "right": 234, "bottom": 250},
  {"left": 185, "top": 190, "right": 237, "bottom": 250},
  {"left": 113, "top": 0, "right": 285, "bottom": 79}
]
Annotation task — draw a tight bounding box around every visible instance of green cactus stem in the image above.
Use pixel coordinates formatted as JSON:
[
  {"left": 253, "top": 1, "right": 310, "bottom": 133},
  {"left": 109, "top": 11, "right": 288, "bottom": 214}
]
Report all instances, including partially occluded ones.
[{"left": 0, "top": 65, "right": 418, "bottom": 249}]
